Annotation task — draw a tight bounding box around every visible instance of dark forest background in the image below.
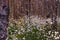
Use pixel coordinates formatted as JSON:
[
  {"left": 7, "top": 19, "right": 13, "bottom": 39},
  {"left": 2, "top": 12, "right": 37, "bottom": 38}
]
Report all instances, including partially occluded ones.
[{"left": 0, "top": 0, "right": 60, "bottom": 19}]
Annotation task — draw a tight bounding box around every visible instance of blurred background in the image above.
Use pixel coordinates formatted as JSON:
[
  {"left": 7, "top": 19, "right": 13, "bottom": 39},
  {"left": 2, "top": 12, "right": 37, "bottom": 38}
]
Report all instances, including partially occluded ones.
[{"left": 0, "top": 0, "right": 60, "bottom": 40}]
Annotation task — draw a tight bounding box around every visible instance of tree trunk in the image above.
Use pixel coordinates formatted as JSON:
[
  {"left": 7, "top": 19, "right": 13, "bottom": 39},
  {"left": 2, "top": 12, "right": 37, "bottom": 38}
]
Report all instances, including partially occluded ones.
[{"left": 0, "top": 0, "right": 9, "bottom": 40}]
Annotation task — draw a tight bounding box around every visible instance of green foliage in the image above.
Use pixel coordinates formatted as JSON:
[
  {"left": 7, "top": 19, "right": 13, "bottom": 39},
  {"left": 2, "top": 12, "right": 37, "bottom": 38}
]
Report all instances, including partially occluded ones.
[{"left": 7, "top": 21, "right": 60, "bottom": 40}]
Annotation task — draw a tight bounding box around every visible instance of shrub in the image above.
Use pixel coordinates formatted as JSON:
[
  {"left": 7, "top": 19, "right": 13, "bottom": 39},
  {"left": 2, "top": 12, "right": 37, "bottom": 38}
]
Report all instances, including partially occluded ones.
[{"left": 7, "top": 17, "right": 60, "bottom": 40}]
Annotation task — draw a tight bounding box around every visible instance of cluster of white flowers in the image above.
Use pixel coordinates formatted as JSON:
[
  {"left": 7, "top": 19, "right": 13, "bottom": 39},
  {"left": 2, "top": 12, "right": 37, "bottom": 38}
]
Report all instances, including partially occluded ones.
[
  {"left": 7, "top": 15, "right": 60, "bottom": 40},
  {"left": 54, "top": 31, "right": 60, "bottom": 40}
]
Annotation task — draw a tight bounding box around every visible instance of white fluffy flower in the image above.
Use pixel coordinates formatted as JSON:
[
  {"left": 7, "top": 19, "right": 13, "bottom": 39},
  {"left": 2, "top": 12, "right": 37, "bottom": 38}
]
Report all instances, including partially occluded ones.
[{"left": 55, "top": 36, "right": 59, "bottom": 40}]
